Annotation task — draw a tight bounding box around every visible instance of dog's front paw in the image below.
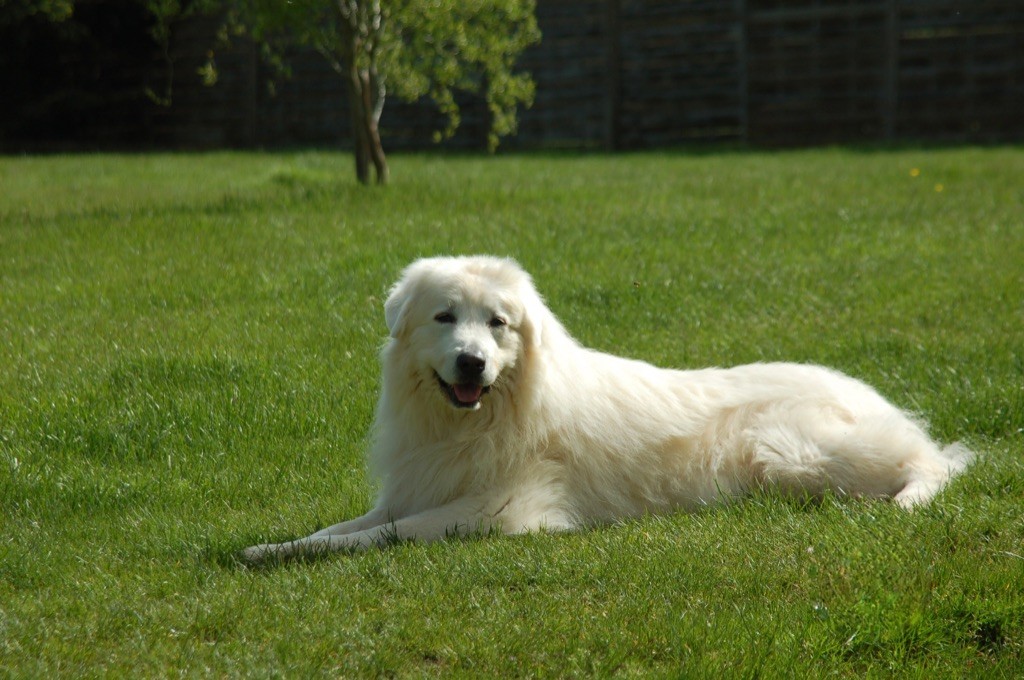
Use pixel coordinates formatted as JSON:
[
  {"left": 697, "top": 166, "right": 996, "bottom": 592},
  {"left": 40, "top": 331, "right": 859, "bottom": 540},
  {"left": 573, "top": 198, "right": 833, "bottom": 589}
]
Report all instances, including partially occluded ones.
[{"left": 238, "top": 542, "right": 280, "bottom": 566}]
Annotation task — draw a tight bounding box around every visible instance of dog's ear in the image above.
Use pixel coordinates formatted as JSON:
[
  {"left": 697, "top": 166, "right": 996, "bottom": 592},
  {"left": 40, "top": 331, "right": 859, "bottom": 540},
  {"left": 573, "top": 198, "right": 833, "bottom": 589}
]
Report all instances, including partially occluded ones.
[
  {"left": 384, "top": 274, "right": 417, "bottom": 338},
  {"left": 518, "top": 282, "right": 547, "bottom": 349}
]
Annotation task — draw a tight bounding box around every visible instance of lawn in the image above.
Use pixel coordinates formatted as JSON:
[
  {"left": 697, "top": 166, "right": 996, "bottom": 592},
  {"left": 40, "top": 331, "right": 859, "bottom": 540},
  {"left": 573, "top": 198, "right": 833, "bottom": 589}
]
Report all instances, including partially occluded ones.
[{"left": 1, "top": 147, "right": 1022, "bottom": 676}]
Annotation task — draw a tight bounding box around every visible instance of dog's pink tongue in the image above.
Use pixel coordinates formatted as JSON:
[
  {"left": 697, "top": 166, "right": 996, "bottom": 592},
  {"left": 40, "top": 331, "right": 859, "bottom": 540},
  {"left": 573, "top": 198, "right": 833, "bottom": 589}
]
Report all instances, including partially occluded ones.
[{"left": 454, "top": 384, "right": 483, "bottom": 404}]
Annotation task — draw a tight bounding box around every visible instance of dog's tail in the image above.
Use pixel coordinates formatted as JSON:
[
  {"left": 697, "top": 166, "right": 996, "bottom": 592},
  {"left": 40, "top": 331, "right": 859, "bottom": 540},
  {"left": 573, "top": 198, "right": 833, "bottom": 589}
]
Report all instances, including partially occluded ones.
[{"left": 893, "top": 441, "right": 974, "bottom": 509}]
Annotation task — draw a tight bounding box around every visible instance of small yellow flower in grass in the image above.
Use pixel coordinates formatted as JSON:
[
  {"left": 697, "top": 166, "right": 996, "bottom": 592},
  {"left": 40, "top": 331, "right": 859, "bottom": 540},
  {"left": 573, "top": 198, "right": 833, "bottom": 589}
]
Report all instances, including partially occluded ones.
[
  {"left": 935, "top": 184, "right": 944, "bottom": 192},
  {"left": 909, "top": 168, "right": 920, "bottom": 177}
]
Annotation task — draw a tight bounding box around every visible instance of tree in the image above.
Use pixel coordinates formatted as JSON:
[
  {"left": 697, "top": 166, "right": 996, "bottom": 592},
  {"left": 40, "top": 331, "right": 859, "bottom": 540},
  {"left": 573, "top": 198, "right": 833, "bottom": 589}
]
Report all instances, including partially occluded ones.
[
  {"left": 0, "top": 0, "right": 74, "bottom": 22},
  {"left": 218, "top": 0, "right": 541, "bottom": 184},
  {"left": 4, "top": 0, "right": 540, "bottom": 183}
]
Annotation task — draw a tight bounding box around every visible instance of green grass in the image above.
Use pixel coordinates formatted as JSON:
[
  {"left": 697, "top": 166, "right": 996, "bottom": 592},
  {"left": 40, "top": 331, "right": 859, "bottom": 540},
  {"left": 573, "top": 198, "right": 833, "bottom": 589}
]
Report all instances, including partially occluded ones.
[{"left": 1, "top": 147, "right": 1022, "bottom": 676}]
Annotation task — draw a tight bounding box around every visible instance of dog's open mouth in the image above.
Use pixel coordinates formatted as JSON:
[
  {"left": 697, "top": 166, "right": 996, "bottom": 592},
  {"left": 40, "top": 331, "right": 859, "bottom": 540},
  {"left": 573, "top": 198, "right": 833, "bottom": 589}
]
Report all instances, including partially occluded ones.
[{"left": 435, "top": 372, "right": 490, "bottom": 408}]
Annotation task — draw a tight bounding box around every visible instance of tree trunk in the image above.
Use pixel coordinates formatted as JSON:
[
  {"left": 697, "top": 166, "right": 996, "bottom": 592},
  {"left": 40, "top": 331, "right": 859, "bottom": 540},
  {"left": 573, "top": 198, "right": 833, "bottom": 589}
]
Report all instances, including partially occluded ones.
[
  {"left": 361, "top": 70, "right": 389, "bottom": 185},
  {"left": 347, "top": 66, "right": 372, "bottom": 185},
  {"left": 345, "top": 67, "right": 388, "bottom": 185},
  {"left": 337, "top": 2, "right": 388, "bottom": 186}
]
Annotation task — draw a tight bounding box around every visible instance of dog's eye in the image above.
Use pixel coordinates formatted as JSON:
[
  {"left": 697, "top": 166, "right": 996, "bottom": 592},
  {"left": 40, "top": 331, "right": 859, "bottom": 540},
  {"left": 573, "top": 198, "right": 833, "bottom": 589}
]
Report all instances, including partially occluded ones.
[
  {"left": 489, "top": 317, "right": 507, "bottom": 328},
  {"left": 434, "top": 312, "right": 456, "bottom": 324}
]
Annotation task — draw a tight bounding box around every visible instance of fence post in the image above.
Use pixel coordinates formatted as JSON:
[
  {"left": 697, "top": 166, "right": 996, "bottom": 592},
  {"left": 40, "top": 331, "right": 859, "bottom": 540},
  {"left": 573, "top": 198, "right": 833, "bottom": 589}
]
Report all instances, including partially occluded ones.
[
  {"left": 735, "top": 0, "right": 749, "bottom": 143},
  {"left": 604, "top": 0, "right": 622, "bottom": 150},
  {"left": 883, "top": 0, "right": 898, "bottom": 141}
]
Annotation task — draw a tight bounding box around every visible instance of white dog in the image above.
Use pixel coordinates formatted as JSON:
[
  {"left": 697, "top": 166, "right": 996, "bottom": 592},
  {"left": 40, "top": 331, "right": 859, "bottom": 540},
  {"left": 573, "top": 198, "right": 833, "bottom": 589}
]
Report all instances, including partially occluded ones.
[{"left": 242, "top": 256, "right": 972, "bottom": 562}]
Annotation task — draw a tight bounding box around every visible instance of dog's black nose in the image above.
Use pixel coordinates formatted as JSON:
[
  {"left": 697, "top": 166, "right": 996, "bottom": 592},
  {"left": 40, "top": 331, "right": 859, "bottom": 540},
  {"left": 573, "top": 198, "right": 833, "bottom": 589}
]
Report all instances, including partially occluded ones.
[{"left": 456, "top": 353, "right": 486, "bottom": 378}]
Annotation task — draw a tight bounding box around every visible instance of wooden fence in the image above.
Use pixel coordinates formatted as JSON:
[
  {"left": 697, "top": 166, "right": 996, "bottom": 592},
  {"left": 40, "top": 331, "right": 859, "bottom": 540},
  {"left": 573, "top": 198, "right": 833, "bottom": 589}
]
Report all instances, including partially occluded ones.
[{"left": 152, "top": 0, "right": 1024, "bottom": 150}]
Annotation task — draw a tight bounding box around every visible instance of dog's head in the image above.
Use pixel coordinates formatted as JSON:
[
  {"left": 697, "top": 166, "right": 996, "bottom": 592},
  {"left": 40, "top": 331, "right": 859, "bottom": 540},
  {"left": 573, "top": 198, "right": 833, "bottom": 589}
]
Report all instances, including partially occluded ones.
[{"left": 383, "top": 256, "right": 546, "bottom": 411}]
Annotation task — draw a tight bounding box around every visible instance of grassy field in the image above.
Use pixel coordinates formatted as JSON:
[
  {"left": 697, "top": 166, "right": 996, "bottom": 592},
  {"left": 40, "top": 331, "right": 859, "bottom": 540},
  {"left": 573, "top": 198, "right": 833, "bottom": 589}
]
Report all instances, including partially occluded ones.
[{"left": 1, "top": 147, "right": 1022, "bottom": 676}]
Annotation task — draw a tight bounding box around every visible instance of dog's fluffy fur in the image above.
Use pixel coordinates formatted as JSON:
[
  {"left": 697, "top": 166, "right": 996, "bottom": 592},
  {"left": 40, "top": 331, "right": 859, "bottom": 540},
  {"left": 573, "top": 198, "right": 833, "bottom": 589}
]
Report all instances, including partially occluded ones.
[{"left": 243, "top": 256, "right": 972, "bottom": 562}]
